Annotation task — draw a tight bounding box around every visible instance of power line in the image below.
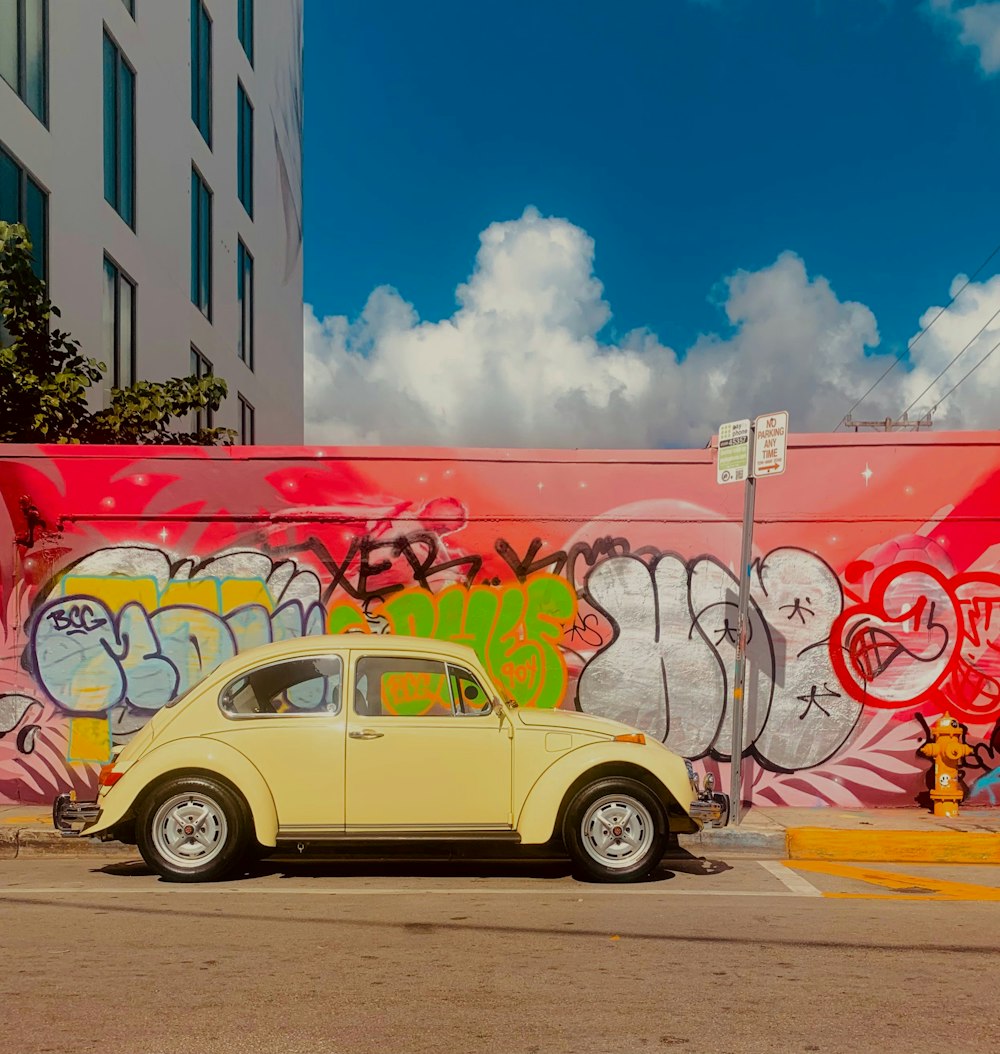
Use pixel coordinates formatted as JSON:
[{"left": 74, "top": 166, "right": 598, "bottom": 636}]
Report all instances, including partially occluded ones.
[
  {"left": 832, "top": 238, "right": 1000, "bottom": 430},
  {"left": 900, "top": 303, "right": 1000, "bottom": 418},
  {"left": 928, "top": 333, "right": 1000, "bottom": 416}
]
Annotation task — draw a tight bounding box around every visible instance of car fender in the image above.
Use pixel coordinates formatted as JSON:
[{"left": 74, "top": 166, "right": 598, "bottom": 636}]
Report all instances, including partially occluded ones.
[
  {"left": 86, "top": 737, "right": 279, "bottom": 846},
  {"left": 515, "top": 742, "right": 695, "bottom": 844}
]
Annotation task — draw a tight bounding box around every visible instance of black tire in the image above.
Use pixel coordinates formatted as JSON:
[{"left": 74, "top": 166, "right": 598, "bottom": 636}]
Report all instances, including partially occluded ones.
[
  {"left": 562, "top": 777, "right": 667, "bottom": 883},
  {"left": 136, "top": 776, "right": 249, "bottom": 883}
]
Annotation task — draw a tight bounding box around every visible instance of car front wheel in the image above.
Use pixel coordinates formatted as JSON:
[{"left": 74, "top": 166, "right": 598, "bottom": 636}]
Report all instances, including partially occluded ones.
[
  {"left": 136, "top": 776, "right": 249, "bottom": 882},
  {"left": 563, "top": 778, "right": 667, "bottom": 883}
]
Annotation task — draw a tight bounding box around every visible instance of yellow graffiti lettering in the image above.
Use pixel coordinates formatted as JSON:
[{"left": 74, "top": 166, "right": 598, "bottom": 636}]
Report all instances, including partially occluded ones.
[
  {"left": 62, "top": 575, "right": 159, "bottom": 614},
  {"left": 62, "top": 574, "right": 275, "bottom": 615},
  {"left": 66, "top": 716, "right": 112, "bottom": 764}
]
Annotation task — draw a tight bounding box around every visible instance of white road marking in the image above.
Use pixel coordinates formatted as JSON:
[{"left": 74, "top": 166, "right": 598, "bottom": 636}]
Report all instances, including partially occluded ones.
[
  {"left": 758, "top": 860, "right": 823, "bottom": 897},
  {"left": 0, "top": 885, "right": 810, "bottom": 898}
]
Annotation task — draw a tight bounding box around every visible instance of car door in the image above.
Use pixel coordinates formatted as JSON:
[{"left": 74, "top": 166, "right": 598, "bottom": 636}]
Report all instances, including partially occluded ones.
[
  {"left": 344, "top": 652, "right": 513, "bottom": 832},
  {"left": 209, "top": 653, "right": 346, "bottom": 833}
]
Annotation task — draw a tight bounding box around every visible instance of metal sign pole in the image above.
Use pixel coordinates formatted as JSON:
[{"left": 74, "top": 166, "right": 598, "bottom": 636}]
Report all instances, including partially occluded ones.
[{"left": 729, "top": 424, "right": 757, "bottom": 826}]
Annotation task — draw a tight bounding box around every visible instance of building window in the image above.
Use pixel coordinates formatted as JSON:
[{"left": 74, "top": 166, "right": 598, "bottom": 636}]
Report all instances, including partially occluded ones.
[
  {"left": 190, "top": 0, "right": 212, "bottom": 145},
  {"left": 190, "top": 166, "right": 212, "bottom": 317},
  {"left": 0, "top": 0, "right": 47, "bottom": 123},
  {"left": 238, "top": 0, "right": 253, "bottom": 65},
  {"left": 239, "top": 394, "right": 255, "bottom": 444},
  {"left": 237, "top": 81, "right": 253, "bottom": 217},
  {"left": 0, "top": 144, "right": 47, "bottom": 279},
  {"left": 237, "top": 238, "right": 254, "bottom": 368},
  {"left": 103, "top": 30, "right": 135, "bottom": 228},
  {"left": 122, "top": 0, "right": 134, "bottom": 17},
  {"left": 190, "top": 345, "right": 214, "bottom": 431},
  {"left": 103, "top": 256, "right": 136, "bottom": 390}
]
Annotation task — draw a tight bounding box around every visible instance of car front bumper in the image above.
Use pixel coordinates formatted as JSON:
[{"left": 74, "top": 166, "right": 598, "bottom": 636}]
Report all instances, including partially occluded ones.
[
  {"left": 52, "top": 793, "right": 101, "bottom": 837},
  {"left": 688, "top": 792, "right": 730, "bottom": 828}
]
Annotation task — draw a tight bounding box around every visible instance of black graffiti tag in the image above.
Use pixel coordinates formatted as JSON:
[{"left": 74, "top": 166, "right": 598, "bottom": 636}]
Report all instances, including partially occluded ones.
[{"left": 44, "top": 603, "right": 108, "bottom": 636}]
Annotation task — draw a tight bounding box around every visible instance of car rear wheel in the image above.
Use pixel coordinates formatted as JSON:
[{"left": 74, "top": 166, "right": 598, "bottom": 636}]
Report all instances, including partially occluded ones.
[
  {"left": 563, "top": 778, "right": 666, "bottom": 883},
  {"left": 136, "top": 776, "right": 249, "bottom": 883}
]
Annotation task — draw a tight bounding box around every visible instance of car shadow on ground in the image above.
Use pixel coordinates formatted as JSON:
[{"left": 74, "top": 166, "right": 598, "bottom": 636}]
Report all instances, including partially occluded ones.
[{"left": 92, "top": 847, "right": 731, "bottom": 883}]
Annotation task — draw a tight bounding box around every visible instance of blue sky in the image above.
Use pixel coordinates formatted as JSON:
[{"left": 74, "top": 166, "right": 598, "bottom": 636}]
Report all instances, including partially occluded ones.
[{"left": 302, "top": 1, "right": 1000, "bottom": 447}]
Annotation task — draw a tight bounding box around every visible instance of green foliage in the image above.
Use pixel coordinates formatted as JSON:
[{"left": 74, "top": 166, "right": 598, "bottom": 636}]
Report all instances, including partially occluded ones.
[{"left": 0, "top": 222, "right": 234, "bottom": 445}]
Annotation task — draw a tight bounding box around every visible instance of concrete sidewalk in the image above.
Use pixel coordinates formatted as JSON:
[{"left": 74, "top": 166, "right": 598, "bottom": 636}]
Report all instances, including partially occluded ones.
[
  {"left": 682, "top": 805, "right": 1000, "bottom": 863},
  {"left": 2, "top": 803, "right": 999, "bottom": 863}
]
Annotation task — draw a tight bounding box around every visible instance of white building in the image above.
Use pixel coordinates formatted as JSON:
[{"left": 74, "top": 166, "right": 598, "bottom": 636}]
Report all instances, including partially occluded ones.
[{"left": 1, "top": 0, "right": 304, "bottom": 443}]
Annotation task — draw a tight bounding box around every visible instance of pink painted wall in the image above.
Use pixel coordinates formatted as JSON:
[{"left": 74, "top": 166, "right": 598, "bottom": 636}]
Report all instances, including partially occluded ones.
[{"left": 1, "top": 435, "right": 997, "bottom": 808}]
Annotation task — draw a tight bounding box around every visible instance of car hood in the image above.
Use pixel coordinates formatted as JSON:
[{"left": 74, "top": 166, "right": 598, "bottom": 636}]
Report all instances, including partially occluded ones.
[{"left": 513, "top": 706, "right": 649, "bottom": 740}]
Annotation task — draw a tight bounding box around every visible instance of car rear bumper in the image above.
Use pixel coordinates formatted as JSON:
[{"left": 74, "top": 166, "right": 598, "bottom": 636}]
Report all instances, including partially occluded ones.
[
  {"left": 52, "top": 793, "right": 101, "bottom": 837},
  {"left": 689, "top": 792, "right": 730, "bottom": 828}
]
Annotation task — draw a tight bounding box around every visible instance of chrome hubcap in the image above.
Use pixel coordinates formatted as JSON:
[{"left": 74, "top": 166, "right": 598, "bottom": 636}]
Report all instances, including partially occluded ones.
[
  {"left": 151, "top": 792, "right": 228, "bottom": 869},
  {"left": 581, "top": 794, "right": 653, "bottom": 869}
]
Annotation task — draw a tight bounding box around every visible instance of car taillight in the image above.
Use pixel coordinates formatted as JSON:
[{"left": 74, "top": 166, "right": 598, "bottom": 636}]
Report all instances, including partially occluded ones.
[
  {"left": 614, "top": 733, "right": 646, "bottom": 745},
  {"left": 98, "top": 763, "right": 123, "bottom": 788}
]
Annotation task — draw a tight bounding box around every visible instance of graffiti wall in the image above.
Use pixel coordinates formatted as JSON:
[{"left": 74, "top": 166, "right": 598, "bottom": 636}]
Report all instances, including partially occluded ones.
[{"left": 1, "top": 435, "right": 998, "bottom": 808}]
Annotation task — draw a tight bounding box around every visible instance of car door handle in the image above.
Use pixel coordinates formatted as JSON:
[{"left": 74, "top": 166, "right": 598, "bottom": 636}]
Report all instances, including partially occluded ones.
[{"left": 349, "top": 728, "right": 385, "bottom": 740}]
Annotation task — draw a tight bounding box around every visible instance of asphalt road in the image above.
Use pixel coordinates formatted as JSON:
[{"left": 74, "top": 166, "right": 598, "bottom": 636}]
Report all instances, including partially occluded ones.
[{"left": 2, "top": 853, "right": 998, "bottom": 1054}]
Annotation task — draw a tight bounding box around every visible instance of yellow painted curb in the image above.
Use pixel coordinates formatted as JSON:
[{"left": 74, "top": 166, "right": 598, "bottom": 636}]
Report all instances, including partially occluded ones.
[{"left": 787, "top": 827, "right": 1000, "bottom": 864}]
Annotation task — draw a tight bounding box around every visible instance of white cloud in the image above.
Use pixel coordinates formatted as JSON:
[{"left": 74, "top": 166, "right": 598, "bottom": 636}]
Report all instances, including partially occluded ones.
[
  {"left": 930, "top": 0, "right": 1000, "bottom": 74},
  {"left": 303, "top": 206, "right": 1000, "bottom": 447},
  {"left": 897, "top": 271, "right": 1000, "bottom": 427}
]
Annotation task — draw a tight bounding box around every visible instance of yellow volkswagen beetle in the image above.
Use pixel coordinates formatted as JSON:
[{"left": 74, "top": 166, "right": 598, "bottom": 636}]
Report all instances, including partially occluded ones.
[{"left": 54, "top": 635, "right": 728, "bottom": 882}]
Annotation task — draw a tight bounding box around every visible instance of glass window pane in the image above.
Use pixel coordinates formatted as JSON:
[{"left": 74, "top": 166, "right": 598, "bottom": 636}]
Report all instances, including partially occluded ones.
[
  {"left": 237, "top": 87, "right": 253, "bottom": 215},
  {"left": 189, "top": 0, "right": 197, "bottom": 128},
  {"left": 192, "top": 3, "right": 211, "bottom": 144},
  {"left": 0, "top": 149, "right": 19, "bottom": 222},
  {"left": 190, "top": 347, "right": 202, "bottom": 431},
  {"left": 119, "top": 60, "right": 134, "bottom": 226},
  {"left": 355, "top": 658, "right": 452, "bottom": 718},
  {"left": 237, "top": 242, "right": 245, "bottom": 362},
  {"left": 24, "top": 175, "right": 45, "bottom": 278},
  {"left": 245, "top": 250, "right": 253, "bottom": 368},
  {"left": 0, "top": 0, "right": 18, "bottom": 93},
  {"left": 448, "top": 666, "right": 490, "bottom": 715},
  {"left": 119, "top": 276, "right": 134, "bottom": 388},
  {"left": 23, "top": 0, "right": 45, "bottom": 120},
  {"left": 221, "top": 656, "right": 341, "bottom": 716},
  {"left": 201, "top": 10, "right": 211, "bottom": 140},
  {"left": 239, "top": 0, "right": 253, "bottom": 64},
  {"left": 240, "top": 92, "right": 253, "bottom": 216},
  {"left": 190, "top": 170, "right": 199, "bottom": 305},
  {"left": 103, "top": 34, "right": 117, "bottom": 208},
  {"left": 237, "top": 88, "right": 245, "bottom": 207},
  {"left": 199, "top": 181, "right": 210, "bottom": 314},
  {"left": 103, "top": 259, "right": 116, "bottom": 382}
]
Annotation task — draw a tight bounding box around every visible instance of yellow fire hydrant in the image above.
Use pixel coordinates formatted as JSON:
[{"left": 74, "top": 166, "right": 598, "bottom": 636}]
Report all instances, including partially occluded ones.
[{"left": 918, "top": 712, "right": 973, "bottom": 817}]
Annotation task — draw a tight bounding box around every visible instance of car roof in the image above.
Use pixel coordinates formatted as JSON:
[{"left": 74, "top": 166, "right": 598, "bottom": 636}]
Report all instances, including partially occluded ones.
[{"left": 231, "top": 633, "right": 484, "bottom": 665}]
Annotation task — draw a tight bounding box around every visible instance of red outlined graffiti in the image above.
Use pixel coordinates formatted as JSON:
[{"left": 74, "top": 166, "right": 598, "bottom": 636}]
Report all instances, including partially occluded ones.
[{"left": 832, "top": 562, "right": 1000, "bottom": 723}]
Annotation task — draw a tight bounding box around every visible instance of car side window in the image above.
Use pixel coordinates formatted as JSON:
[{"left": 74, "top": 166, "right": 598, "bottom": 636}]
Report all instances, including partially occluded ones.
[
  {"left": 220, "top": 656, "right": 342, "bottom": 717},
  {"left": 354, "top": 657, "right": 454, "bottom": 718},
  {"left": 447, "top": 665, "right": 492, "bottom": 716}
]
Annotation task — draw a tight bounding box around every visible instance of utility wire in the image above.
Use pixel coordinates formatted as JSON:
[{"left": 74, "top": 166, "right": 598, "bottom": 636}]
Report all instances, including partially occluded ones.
[
  {"left": 832, "top": 239, "right": 1000, "bottom": 430},
  {"left": 900, "top": 303, "right": 1000, "bottom": 418},
  {"left": 928, "top": 333, "right": 1000, "bottom": 416}
]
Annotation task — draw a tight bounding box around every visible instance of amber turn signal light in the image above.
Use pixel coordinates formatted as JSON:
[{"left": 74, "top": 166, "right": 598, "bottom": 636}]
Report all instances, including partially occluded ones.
[
  {"left": 98, "top": 764, "right": 123, "bottom": 788},
  {"left": 614, "top": 733, "right": 646, "bottom": 745}
]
